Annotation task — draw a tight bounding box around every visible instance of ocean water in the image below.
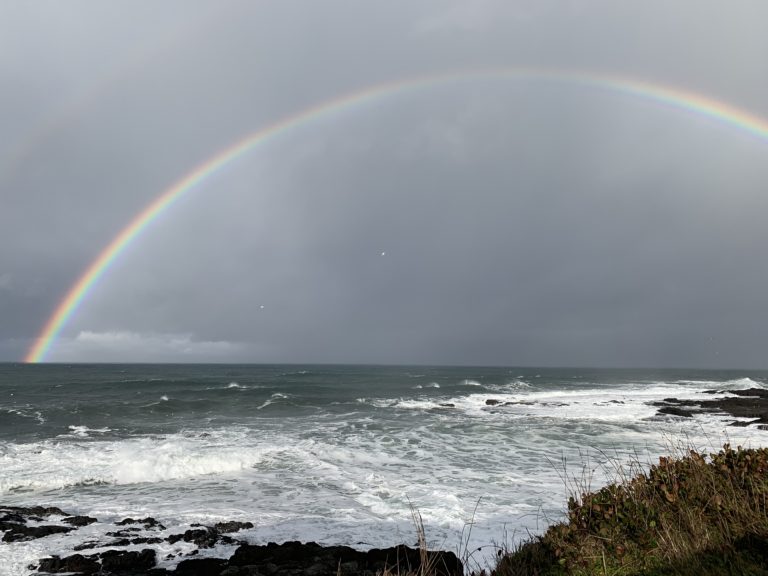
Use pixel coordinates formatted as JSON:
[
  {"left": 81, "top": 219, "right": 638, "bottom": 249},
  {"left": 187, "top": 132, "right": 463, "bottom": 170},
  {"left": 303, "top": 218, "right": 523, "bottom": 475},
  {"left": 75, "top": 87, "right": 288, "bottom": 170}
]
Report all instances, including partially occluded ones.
[{"left": 2, "top": 363, "right": 768, "bottom": 574}]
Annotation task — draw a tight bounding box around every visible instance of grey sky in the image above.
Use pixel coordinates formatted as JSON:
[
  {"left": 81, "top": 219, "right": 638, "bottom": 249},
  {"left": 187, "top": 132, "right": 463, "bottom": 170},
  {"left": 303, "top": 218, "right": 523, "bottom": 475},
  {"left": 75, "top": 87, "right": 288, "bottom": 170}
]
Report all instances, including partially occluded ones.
[{"left": 2, "top": 1, "right": 768, "bottom": 367}]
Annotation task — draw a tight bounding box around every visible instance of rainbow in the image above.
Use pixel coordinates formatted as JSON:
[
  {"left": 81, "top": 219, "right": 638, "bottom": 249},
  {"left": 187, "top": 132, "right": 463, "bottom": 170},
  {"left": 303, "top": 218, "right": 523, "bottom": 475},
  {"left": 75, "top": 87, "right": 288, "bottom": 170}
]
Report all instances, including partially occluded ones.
[{"left": 25, "top": 68, "right": 768, "bottom": 363}]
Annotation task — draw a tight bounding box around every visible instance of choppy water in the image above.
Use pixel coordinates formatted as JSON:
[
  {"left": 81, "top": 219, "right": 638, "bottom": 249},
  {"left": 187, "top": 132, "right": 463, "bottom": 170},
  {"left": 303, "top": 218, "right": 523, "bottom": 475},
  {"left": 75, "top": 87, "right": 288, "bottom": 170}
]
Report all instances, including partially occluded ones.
[{"left": 2, "top": 363, "right": 767, "bottom": 574}]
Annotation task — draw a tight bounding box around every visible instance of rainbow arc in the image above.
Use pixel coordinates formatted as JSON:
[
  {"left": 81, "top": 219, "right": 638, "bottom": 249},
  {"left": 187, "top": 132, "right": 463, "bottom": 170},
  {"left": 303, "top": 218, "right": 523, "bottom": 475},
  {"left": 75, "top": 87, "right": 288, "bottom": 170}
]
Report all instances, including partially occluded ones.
[{"left": 25, "top": 69, "right": 768, "bottom": 363}]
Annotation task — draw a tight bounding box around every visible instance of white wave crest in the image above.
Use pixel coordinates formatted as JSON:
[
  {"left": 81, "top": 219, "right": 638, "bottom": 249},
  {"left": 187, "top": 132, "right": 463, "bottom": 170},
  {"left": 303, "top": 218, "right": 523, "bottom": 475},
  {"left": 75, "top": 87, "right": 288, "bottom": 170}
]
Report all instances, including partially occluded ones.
[
  {"left": 672, "top": 377, "right": 766, "bottom": 390},
  {"left": 0, "top": 432, "right": 268, "bottom": 494},
  {"left": 66, "top": 425, "right": 111, "bottom": 437}
]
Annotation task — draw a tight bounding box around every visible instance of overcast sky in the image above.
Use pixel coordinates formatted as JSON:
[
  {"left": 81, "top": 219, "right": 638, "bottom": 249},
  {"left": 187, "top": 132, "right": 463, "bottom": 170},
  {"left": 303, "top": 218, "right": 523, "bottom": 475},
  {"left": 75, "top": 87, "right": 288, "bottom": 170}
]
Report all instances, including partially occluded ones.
[{"left": 2, "top": 1, "right": 768, "bottom": 367}]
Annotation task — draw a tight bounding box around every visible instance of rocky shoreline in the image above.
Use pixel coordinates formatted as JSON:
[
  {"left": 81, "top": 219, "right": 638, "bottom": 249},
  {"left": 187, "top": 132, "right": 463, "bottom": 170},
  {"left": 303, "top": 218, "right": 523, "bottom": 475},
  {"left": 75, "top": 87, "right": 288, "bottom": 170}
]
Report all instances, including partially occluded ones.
[
  {"left": 1, "top": 506, "right": 463, "bottom": 576},
  {"left": 651, "top": 387, "right": 768, "bottom": 428}
]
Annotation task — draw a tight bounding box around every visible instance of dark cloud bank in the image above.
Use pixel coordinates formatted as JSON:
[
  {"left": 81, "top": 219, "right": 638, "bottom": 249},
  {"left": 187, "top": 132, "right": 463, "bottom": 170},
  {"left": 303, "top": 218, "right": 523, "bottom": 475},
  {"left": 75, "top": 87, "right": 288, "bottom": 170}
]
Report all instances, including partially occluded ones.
[{"left": 2, "top": 1, "right": 768, "bottom": 367}]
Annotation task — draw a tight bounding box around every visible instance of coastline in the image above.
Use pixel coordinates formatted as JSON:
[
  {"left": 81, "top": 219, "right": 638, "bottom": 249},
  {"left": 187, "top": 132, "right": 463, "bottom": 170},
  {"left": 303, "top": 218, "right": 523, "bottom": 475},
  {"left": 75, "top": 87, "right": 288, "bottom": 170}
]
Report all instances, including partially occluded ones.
[
  {"left": 4, "top": 374, "right": 768, "bottom": 575},
  {"left": 2, "top": 506, "right": 463, "bottom": 575}
]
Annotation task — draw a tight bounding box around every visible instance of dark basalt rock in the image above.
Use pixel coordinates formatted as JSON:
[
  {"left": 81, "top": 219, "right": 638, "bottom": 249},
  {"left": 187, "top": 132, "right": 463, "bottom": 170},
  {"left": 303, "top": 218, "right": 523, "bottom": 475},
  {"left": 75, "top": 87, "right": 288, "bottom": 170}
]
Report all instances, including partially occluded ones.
[
  {"left": 485, "top": 399, "right": 501, "bottom": 406},
  {"left": 37, "top": 549, "right": 157, "bottom": 574},
  {"left": 168, "top": 527, "right": 219, "bottom": 548},
  {"left": 229, "top": 541, "right": 463, "bottom": 576},
  {"left": 174, "top": 557, "right": 228, "bottom": 575},
  {"left": 100, "top": 548, "right": 156, "bottom": 571},
  {"left": 653, "top": 388, "right": 768, "bottom": 427},
  {"left": 63, "top": 515, "right": 97, "bottom": 527},
  {"left": 2, "top": 523, "right": 75, "bottom": 542},
  {"left": 118, "top": 517, "right": 165, "bottom": 530},
  {"left": 22, "top": 510, "right": 462, "bottom": 576},
  {"left": 658, "top": 406, "right": 694, "bottom": 418},
  {"left": 37, "top": 553, "right": 100, "bottom": 574},
  {"left": 213, "top": 521, "right": 254, "bottom": 534},
  {"left": 12, "top": 505, "right": 68, "bottom": 517}
]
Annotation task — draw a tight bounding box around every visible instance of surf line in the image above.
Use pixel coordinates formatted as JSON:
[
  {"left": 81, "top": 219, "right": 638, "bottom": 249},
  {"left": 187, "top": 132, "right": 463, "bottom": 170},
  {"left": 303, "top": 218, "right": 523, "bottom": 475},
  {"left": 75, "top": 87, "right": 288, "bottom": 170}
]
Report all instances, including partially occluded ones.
[{"left": 25, "top": 67, "right": 768, "bottom": 363}]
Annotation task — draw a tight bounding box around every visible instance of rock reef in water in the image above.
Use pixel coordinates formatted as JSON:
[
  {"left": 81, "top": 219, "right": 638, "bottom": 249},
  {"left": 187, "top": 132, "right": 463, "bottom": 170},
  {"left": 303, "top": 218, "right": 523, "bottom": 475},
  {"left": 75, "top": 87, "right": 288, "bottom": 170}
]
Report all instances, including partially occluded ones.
[
  {"left": 0, "top": 505, "right": 463, "bottom": 576},
  {"left": 653, "top": 387, "right": 768, "bottom": 427}
]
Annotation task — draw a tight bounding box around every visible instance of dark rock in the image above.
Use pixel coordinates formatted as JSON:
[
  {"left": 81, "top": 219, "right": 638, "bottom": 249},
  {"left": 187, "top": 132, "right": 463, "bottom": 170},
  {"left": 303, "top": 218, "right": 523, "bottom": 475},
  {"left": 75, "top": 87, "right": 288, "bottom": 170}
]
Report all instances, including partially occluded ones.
[
  {"left": 1, "top": 505, "right": 67, "bottom": 518},
  {"left": 133, "top": 536, "right": 165, "bottom": 545},
  {"left": 229, "top": 541, "right": 463, "bottom": 576},
  {"left": 652, "top": 389, "right": 768, "bottom": 428},
  {"left": 485, "top": 399, "right": 501, "bottom": 406},
  {"left": 117, "top": 516, "right": 165, "bottom": 530},
  {"left": 99, "top": 548, "right": 156, "bottom": 571},
  {"left": 29, "top": 506, "right": 68, "bottom": 517},
  {"left": 107, "top": 528, "right": 142, "bottom": 536},
  {"left": 437, "top": 403, "right": 455, "bottom": 408},
  {"left": 167, "top": 527, "right": 219, "bottom": 548},
  {"left": 37, "top": 553, "right": 99, "bottom": 574},
  {"left": 73, "top": 541, "right": 103, "bottom": 552},
  {"left": 63, "top": 515, "right": 97, "bottom": 527},
  {"left": 729, "top": 419, "right": 762, "bottom": 427},
  {"left": 214, "top": 520, "right": 254, "bottom": 533},
  {"left": 3, "top": 523, "right": 75, "bottom": 542},
  {"left": 174, "top": 557, "right": 228, "bottom": 575},
  {"left": 658, "top": 406, "right": 694, "bottom": 418}
]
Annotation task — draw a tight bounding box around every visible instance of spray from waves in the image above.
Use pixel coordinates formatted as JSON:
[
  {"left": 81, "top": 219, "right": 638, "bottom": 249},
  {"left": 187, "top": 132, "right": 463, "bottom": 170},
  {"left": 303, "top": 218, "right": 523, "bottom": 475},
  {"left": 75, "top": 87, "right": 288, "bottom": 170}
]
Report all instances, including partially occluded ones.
[
  {"left": 2, "top": 407, "right": 46, "bottom": 425},
  {"left": 363, "top": 379, "right": 757, "bottom": 425},
  {"left": 0, "top": 431, "right": 270, "bottom": 494},
  {"left": 255, "top": 392, "right": 290, "bottom": 410},
  {"left": 670, "top": 377, "right": 766, "bottom": 390},
  {"left": 66, "top": 425, "right": 111, "bottom": 437}
]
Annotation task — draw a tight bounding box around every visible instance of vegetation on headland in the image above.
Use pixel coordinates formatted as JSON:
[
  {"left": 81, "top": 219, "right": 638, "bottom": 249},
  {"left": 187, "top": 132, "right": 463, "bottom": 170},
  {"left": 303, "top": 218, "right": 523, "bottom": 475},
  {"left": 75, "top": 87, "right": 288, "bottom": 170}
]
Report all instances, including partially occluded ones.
[{"left": 490, "top": 444, "right": 768, "bottom": 576}]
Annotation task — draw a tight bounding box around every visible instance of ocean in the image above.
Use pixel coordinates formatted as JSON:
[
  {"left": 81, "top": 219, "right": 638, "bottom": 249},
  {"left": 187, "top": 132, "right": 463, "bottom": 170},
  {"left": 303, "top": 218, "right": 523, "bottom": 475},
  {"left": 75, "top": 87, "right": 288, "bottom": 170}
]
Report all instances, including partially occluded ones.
[{"left": 2, "top": 363, "right": 767, "bottom": 574}]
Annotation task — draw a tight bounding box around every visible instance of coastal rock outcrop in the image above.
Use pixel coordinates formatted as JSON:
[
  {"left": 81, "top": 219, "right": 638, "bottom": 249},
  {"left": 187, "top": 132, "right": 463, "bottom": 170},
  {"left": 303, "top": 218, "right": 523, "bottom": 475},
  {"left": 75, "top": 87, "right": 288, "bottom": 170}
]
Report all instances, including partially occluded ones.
[
  {"left": 10, "top": 506, "right": 463, "bottom": 576},
  {"left": 652, "top": 388, "right": 768, "bottom": 427}
]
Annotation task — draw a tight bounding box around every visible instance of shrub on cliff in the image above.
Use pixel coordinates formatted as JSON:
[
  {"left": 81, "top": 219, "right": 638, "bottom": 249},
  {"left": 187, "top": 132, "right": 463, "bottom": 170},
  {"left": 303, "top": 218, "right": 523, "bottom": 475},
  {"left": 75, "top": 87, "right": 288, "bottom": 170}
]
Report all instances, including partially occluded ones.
[{"left": 493, "top": 444, "right": 768, "bottom": 576}]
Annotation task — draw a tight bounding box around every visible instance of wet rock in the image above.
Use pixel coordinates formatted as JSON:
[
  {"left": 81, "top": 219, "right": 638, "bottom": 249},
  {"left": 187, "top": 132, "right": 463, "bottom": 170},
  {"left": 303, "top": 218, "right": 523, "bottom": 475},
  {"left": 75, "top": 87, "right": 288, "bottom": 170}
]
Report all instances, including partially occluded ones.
[
  {"left": 214, "top": 520, "right": 254, "bottom": 533},
  {"left": 117, "top": 516, "right": 165, "bottom": 530},
  {"left": 730, "top": 419, "right": 762, "bottom": 427},
  {"left": 167, "top": 527, "right": 219, "bottom": 548},
  {"left": 133, "top": 536, "right": 165, "bottom": 545},
  {"left": 174, "top": 557, "right": 228, "bottom": 575},
  {"left": 229, "top": 541, "right": 463, "bottom": 576},
  {"left": 653, "top": 389, "right": 768, "bottom": 428},
  {"left": 63, "top": 515, "right": 97, "bottom": 527},
  {"left": 99, "top": 548, "right": 156, "bottom": 571},
  {"left": 437, "top": 403, "right": 455, "bottom": 408},
  {"left": 485, "top": 399, "right": 501, "bottom": 406},
  {"left": 37, "top": 553, "right": 99, "bottom": 574},
  {"left": 107, "top": 528, "right": 142, "bottom": 536},
  {"left": 658, "top": 406, "right": 694, "bottom": 418},
  {"left": 3, "top": 523, "right": 75, "bottom": 542}
]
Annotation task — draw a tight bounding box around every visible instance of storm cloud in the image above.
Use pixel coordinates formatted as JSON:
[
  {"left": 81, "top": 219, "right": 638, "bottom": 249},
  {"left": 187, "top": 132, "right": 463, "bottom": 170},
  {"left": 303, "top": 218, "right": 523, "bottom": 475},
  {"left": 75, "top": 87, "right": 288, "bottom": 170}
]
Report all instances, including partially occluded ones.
[{"left": 3, "top": 1, "right": 768, "bottom": 367}]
